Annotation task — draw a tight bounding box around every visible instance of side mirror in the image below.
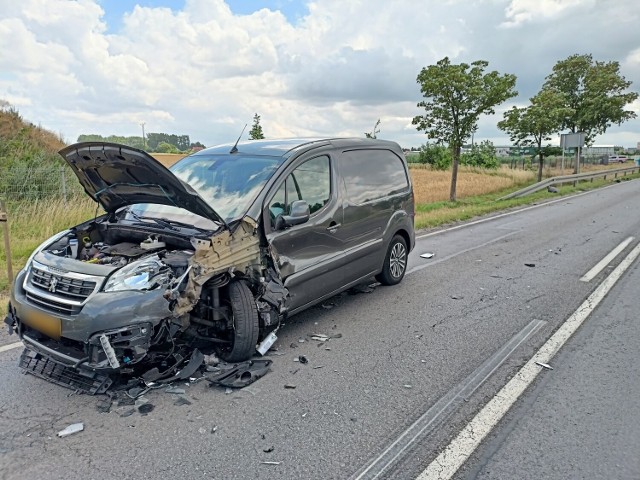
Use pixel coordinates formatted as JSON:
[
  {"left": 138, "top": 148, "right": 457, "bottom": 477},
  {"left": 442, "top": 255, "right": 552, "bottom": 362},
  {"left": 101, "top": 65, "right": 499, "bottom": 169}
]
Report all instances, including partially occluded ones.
[{"left": 275, "top": 200, "right": 310, "bottom": 230}]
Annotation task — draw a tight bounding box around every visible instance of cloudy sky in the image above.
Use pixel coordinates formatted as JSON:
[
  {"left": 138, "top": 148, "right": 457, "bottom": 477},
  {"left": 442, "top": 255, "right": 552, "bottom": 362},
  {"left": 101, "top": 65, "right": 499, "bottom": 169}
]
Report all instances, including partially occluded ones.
[{"left": 1, "top": 0, "right": 639, "bottom": 149}]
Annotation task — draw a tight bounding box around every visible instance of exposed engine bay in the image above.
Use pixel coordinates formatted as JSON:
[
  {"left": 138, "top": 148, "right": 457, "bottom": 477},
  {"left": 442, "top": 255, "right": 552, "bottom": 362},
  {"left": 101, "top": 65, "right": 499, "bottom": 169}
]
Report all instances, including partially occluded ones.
[{"left": 5, "top": 214, "right": 288, "bottom": 393}]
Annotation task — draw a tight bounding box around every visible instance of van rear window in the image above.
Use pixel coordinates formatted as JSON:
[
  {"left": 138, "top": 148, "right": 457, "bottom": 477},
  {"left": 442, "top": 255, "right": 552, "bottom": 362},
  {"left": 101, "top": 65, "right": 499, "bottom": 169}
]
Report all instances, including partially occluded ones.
[{"left": 339, "top": 149, "right": 409, "bottom": 204}]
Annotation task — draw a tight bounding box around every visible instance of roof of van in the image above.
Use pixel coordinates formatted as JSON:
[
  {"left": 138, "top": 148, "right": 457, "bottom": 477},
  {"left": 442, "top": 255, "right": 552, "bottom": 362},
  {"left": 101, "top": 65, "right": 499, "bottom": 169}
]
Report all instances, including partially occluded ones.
[{"left": 194, "top": 137, "right": 401, "bottom": 157}]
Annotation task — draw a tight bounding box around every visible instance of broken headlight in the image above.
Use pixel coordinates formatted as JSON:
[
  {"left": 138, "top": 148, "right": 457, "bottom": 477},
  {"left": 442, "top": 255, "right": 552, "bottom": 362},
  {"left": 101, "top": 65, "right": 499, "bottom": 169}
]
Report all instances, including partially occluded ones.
[{"left": 104, "top": 255, "right": 170, "bottom": 292}]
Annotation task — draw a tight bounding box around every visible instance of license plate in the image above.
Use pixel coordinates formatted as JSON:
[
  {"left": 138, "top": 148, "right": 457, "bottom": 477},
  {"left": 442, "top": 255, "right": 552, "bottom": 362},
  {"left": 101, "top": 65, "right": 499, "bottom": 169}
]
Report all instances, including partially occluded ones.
[{"left": 23, "top": 310, "right": 61, "bottom": 340}]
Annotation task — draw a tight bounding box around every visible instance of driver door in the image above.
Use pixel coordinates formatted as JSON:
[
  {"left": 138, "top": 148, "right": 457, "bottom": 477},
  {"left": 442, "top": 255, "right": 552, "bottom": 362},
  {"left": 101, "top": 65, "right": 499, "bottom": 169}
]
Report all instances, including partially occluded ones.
[{"left": 264, "top": 155, "right": 345, "bottom": 312}]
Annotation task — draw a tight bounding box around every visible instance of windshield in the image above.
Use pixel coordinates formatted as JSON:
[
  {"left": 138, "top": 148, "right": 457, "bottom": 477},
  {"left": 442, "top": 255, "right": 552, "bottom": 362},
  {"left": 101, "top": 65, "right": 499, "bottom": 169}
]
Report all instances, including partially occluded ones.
[{"left": 127, "top": 153, "right": 284, "bottom": 228}]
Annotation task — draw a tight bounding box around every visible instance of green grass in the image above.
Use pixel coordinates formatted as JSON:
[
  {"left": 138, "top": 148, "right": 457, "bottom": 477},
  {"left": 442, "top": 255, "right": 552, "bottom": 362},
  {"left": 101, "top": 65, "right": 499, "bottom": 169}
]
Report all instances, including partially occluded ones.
[{"left": 413, "top": 174, "right": 639, "bottom": 229}]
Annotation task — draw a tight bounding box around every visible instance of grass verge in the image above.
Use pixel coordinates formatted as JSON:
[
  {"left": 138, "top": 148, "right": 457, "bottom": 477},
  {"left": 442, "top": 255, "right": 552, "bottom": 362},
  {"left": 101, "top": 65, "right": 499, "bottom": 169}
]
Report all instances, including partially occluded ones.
[{"left": 414, "top": 174, "right": 639, "bottom": 229}]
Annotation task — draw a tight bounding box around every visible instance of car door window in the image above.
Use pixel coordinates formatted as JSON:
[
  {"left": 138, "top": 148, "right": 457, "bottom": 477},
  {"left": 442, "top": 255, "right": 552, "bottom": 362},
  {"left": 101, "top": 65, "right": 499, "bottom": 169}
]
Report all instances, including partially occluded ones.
[{"left": 269, "top": 156, "right": 330, "bottom": 226}]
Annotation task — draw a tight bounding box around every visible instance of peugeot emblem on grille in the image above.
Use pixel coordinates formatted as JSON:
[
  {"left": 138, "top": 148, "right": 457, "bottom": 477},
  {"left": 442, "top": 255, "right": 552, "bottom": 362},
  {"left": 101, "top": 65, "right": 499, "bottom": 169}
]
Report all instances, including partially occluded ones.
[{"left": 48, "top": 276, "right": 59, "bottom": 293}]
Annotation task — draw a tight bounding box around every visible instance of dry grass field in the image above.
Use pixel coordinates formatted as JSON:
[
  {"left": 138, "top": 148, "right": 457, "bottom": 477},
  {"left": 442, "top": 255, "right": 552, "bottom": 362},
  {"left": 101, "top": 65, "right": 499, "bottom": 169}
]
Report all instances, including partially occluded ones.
[{"left": 409, "top": 165, "right": 534, "bottom": 204}]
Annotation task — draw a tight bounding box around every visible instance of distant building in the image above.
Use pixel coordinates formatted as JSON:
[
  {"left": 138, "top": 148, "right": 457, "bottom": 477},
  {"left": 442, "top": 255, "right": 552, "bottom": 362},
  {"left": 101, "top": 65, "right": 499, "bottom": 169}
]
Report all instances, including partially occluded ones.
[{"left": 582, "top": 145, "right": 614, "bottom": 157}]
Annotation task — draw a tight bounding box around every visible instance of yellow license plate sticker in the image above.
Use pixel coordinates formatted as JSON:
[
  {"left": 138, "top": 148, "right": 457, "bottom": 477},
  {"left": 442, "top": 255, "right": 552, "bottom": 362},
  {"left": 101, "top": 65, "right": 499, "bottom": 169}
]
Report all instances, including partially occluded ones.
[{"left": 23, "top": 310, "right": 61, "bottom": 340}]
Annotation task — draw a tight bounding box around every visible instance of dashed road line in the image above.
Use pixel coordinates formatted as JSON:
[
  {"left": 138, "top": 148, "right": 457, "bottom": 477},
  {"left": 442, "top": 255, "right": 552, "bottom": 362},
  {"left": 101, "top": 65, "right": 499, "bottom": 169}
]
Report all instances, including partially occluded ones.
[{"left": 580, "top": 236, "right": 634, "bottom": 282}]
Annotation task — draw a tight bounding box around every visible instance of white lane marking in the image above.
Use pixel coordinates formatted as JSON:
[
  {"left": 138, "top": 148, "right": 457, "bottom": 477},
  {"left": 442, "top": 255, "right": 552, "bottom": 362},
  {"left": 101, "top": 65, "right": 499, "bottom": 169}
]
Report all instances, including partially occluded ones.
[
  {"left": 0, "top": 342, "right": 23, "bottom": 354},
  {"left": 407, "top": 231, "right": 517, "bottom": 276},
  {"left": 415, "top": 186, "right": 615, "bottom": 240},
  {"left": 416, "top": 240, "right": 640, "bottom": 480},
  {"left": 580, "top": 236, "right": 634, "bottom": 282}
]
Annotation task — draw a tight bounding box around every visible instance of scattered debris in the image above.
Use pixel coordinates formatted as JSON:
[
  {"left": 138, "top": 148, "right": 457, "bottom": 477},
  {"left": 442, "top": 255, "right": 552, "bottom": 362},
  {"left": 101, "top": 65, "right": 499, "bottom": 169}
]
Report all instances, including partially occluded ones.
[
  {"left": 310, "top": 334, "right": 329, "bottom": 342},
  {"left": 165, "top": 386, "right": 186, "bottom": 395},
  {"left": 403, "top": 384, "right": 413, "bottom": 389},
  {"left": 290, "top": 343, "right": 298, "bottom": 349},
  {"left": 321, "top": 303, "right": 335, "bottom": 309},
  {"left": 525, "top": 263, "right": 536, "bottom": 267},
  {"left": 138, "top": 403, "right": 154, "bottom": 415},
  {"left": 120, "top": 408, "right": 135, "bottom": 417},
  {"left": 95, "top": 398, "right": 112, "bottom": 413},
  {"left": 198, "top": 427, "right": 207, "bottom": 434},
  {"left": 451, "top": 295, "right": 464, "bottom": 300},
  {"left": 284, "top": 384, "right": 297, "bottom": 389},
  {"left": 298, "top": 339, "right": 306, "bottom": 343},
  {"left": 313, "top": 365, "right": 325, "bottom": 370},
  {"left": 298, "top": 355, "right": 309, "bottom": 364},
  {"left": 263, "top": 446, "right": 275, "bottom": 453},
  {"left": 211, "top": 426, "right": 218, "bottom": 434},
  {"left": 225, "top": 388, "right": 233, "bottom": 395},
  {"left": 57, "top": 423, "right": 84, "bottom": 438},
  {"left": 261, "top": 461, "right": 281, "bottom": 466},
  {"left": 535, "top": 361, "right": 553, "bottom": 370},
  {"left": 420, "top": 253, "right": 435, "bottom": 259},
  {"left": 174, "top": 396, "right": 192, "bottom": 406},
  {"left": 206, "top": 359, "right": 272, "bottom": 388},
  {"left": 257, "top": 331, "right": 279, "bottom": 356}
]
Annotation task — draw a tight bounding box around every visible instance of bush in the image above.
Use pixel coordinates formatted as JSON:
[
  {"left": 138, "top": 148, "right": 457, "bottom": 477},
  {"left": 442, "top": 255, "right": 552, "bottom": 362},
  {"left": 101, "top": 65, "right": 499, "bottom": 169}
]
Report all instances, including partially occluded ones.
[
  {"left": 460, "top": 140, "right": 499, "bottom": 169},
  {"left": 418, "top": 143, "right": 452, "bottom": 170}
]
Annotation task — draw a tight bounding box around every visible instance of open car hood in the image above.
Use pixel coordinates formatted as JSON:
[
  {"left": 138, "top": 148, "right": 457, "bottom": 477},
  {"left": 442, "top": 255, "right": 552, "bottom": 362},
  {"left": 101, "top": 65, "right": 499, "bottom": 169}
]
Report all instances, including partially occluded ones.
[{"left": 59, "top": 142, "right": 227, "bottom": 228}]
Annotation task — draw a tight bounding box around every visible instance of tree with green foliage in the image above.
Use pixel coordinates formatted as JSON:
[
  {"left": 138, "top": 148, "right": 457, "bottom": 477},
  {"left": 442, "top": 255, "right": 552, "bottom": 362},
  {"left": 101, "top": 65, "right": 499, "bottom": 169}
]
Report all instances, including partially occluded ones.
[
  {"left": 412, "top": 57, "right": 517, "bottom": 201},
  {"left": 365, "top": 119, "right": 381, "bottom": 139},
  {"left": 249, "top": 113, "right": 265, "bottom": 140},
  {"left": 460, "top": 140, "right": 500, "bottom": 169},
  {"left": 498, "top": 88, "right": 573, "bottom": 181},
  {"left": 543, "top": 54, "right": 638, "bottom": 145}
]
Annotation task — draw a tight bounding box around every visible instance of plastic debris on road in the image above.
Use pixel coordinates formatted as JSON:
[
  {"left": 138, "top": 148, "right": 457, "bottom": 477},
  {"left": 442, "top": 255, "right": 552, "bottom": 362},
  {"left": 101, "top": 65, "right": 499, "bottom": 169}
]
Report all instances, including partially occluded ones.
[
  {"left": 57, "top": 423, "right": 84, "bottom": 438},
  {"left": 535, "top": 361, "right": 553, "bottom": 370},
  {"left": 420, "top": 253, "right": 435, "bottom": 259}
]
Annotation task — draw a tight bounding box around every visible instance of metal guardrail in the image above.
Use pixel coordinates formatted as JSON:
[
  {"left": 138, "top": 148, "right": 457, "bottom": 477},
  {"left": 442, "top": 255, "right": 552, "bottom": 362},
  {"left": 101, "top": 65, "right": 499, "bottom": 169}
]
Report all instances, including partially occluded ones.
[{"left": 499, "top": 165, "right": 640, "bottom": 200}]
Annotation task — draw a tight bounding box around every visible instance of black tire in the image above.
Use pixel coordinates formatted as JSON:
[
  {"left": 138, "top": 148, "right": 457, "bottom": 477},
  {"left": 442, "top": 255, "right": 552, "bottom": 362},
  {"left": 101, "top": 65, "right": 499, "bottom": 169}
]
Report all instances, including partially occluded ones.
[
  {"left": 220, "top": 280, "right": 259, "bottom": 362},
  {"left": 376, "top": 235, "right": 408, "bottom": 286}
]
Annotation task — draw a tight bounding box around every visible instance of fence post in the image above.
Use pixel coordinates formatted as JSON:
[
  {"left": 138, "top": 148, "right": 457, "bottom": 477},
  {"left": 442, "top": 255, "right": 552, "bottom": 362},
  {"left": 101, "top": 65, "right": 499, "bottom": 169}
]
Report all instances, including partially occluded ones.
[
  {"left": 61, "top": 167, "right": 67, "bottom": 204},
  {"left": 0, "top": 199, "right": 13, "bottom": 285}
]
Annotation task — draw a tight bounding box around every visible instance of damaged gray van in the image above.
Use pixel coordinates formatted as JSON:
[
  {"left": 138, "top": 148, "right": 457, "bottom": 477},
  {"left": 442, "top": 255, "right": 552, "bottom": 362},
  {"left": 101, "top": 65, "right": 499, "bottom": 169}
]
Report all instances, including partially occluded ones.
[{"left": 5, "top": 138, "right": 414, "bottom": 390}]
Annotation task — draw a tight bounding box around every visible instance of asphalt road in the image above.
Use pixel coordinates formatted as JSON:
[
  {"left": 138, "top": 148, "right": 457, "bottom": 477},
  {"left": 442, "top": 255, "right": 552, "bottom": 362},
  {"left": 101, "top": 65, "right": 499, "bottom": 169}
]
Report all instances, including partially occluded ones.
[{"left": 1, "top": 179, "right": 639, "bottom": 480}]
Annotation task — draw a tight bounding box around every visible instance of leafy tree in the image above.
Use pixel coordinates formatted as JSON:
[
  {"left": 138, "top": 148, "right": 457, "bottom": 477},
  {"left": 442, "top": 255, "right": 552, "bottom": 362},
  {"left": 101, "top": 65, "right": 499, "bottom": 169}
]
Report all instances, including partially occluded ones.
[
  {"left": 412, "top": 57, "right": 517, "bottom": 201},
  {"left": 417, "top": 143, "right": 452, "bottom": 170},
  {"left": 543, "top": 54, "right": 638, "bottom": 145},
  {"left": 460, "top": 140, "right": 500, "bottom": 169},
  {"left": 498, "top": 88, "right": 573, "bottom": 181},
  {"left": 365, "top": 119, "right": 381, "bottom": 139},
  {"left": 249, "top": 113, "right": 265, "bottom": 140}
]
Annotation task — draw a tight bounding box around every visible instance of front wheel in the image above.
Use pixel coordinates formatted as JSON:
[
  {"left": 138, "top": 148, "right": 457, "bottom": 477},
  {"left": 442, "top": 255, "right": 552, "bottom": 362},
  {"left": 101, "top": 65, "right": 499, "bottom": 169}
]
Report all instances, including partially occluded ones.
[
  {"left": 376, "top": 235, "right": 408, "bottom": 286},
  {"left": 220, "top": 280, "right": 259, "bottom": 362}
]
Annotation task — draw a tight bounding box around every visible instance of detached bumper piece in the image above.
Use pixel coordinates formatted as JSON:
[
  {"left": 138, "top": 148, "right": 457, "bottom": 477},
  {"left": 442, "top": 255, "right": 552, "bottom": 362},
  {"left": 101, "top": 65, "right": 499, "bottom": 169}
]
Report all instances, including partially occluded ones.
[{"left": 19, "top": 347, "right": 113, "bottom": 395}]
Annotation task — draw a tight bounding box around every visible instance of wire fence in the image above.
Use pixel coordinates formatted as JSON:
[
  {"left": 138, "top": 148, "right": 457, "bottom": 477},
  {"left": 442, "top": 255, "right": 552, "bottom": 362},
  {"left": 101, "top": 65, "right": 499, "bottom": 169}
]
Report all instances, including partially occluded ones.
[{"left": 0, "top": 166, "right": 85, "bottom": 201}]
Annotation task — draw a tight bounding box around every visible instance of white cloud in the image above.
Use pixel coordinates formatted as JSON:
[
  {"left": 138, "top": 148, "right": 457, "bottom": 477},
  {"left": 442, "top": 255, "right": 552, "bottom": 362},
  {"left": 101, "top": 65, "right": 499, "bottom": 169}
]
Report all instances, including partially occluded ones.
[{"left": 0, "top": 0, "right": 638, "bottom": 148}]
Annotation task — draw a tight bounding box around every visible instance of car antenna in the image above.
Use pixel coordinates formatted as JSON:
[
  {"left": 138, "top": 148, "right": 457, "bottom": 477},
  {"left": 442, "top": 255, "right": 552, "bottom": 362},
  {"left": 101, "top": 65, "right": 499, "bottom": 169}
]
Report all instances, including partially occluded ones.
[{"left": 229, "top": 124, "right": 247, "bottom": 154}]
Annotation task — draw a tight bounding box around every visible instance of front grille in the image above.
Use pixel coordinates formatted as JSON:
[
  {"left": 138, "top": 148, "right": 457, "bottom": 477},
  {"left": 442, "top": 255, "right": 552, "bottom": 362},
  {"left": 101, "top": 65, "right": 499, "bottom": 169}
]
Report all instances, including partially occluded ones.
[
  {"left": 30, "top": 267, "right": 96, "bottom": 301},
  {"left": 24, "top": 261, "right": 103, "bottom": 315}
]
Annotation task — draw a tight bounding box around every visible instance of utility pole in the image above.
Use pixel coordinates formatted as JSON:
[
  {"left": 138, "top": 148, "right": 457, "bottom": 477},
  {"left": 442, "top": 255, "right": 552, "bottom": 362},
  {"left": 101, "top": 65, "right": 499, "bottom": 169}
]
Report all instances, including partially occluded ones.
[{"left": 140, "top": 122, "right": 146, "bottom": 149}]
